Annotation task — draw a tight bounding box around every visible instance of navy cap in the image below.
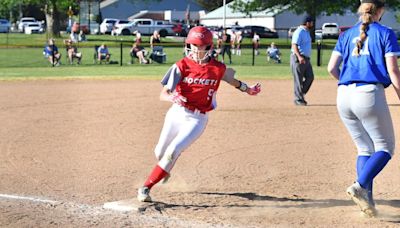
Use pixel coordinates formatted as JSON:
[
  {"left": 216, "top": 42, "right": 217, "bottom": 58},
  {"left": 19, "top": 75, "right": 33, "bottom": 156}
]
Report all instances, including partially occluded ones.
[
  {"left": 360, "top": 0, "right": 385, "bottom": 7},
  {"left": 302, "top": 15, "right": 313, "bottom": 24}
]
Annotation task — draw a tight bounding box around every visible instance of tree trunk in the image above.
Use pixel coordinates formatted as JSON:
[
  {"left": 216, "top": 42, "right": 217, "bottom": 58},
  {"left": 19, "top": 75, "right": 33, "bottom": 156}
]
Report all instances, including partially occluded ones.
[
  {"left": 44, "top": 1, "right": 61, "bottom": 37},
  {"left": 307, "top": 3, "right": 317, "bottom": 43}
]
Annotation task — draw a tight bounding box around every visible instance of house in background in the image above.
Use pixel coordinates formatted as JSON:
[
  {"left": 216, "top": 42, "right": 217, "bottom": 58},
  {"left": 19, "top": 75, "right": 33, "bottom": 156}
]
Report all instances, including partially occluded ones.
[
  {"left": 100, "top": 0, "right": 205, "bottom": 22},
  {"left": 200, "top": 1, "right": 400, "bottom": 38}
]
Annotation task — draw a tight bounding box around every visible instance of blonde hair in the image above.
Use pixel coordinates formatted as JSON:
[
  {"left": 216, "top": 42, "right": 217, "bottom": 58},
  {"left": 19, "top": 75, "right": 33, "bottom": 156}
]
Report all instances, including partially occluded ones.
[{"left": 353, "top": 3, "right": 378, "bottom": 57}]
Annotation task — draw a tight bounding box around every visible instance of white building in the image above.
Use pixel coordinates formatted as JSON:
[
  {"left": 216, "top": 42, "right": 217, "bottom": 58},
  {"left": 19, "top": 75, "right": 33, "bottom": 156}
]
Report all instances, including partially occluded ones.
[
  {"left": 200, "top": 1, "right": 400, "bottom": 37},
  {"left": 100, "top": 0, "right": 205, "bottom": 22}
]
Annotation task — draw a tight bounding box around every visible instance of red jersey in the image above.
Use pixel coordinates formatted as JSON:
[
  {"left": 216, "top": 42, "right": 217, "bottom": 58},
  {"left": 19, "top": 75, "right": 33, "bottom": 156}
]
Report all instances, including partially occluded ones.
[{"left": 175, "top": 57, "right": 226, "bottom": 113}]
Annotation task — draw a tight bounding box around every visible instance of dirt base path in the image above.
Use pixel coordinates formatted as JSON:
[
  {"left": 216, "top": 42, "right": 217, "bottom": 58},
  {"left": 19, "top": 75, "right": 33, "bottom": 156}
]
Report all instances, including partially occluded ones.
[{"left": 1, "top": 79, "right": 399, "bottom": 227}]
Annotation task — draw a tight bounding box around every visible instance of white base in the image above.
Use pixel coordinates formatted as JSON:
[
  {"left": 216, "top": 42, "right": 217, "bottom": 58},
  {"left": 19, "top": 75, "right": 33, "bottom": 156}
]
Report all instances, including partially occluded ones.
[{"left": 103, "top": 198, "right": 149, "bottom": 212}]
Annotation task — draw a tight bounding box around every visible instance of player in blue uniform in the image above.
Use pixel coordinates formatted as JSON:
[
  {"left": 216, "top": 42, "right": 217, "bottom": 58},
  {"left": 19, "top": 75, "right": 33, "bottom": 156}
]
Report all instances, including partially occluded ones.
[{"left": 327, "top": 0, "right": 400, "bottom": 217}]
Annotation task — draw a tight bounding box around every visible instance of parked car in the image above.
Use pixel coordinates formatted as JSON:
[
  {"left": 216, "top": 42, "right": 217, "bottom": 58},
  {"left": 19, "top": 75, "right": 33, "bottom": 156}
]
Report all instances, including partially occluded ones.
[
  {"left": 0, "top": 19, "right": 11, "bottom": 33},
  {"left": 242, "top": 25, "right": 279, "bottom": 38},
  {"left": 288, "top": 26, "right": 298, "bottom": 38},
  {"left": 228, "top": 25, "right": 244, "bottom": 34},
  {"left": 339, "top": 26, "right": 351, "bottom": 35},
  {"left": 18, "top": 17, "right": 37, "bottom": 32},
  {"left": 100, "top": 18, "right": 118, "bottom": 34},
  {"left": 171, "top": 22, "right": 188, "bottom": 36},
  {"left": 114, "top": 18, "right": 175, "bottom": 37},
  {"left": 24, "top": 22, "right": 44, "bottom": 34},
  {"left": 315, "top": 29, "right": 323, "bottom": 39},
  {"left": 322, "top": 23, "right": 339, "bottom": 39},
  {"left": 80, "top": 23, "right": 100, "bottom": 34},
  {"left": 111, "top": 19, "right": 131, "bottom": 35}
]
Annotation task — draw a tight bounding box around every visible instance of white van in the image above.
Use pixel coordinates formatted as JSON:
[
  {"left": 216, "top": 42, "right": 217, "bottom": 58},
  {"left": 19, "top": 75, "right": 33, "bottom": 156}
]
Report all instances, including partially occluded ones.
[{"left": 322, "top": 23, "right": 339, "bottom": 39}]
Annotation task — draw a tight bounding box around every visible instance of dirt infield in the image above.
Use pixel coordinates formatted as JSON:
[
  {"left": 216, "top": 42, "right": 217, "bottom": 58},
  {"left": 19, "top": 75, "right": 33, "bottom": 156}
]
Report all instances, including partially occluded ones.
[{"left": 1, "top": 79, "right": 400, "bottom": 227}]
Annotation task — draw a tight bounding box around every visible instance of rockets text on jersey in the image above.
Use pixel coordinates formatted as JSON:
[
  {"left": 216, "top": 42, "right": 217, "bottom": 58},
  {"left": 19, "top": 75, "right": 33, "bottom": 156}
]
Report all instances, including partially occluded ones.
[{"left": 175, "top": 57, "right": 226, "bottom": 113}]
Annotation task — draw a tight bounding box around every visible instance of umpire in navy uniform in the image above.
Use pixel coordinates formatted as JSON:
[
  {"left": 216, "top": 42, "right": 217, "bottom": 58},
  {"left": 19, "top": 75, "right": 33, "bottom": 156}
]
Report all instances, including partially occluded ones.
[{"left": 291, "top": 15, "right": 315, "bottom": 106}]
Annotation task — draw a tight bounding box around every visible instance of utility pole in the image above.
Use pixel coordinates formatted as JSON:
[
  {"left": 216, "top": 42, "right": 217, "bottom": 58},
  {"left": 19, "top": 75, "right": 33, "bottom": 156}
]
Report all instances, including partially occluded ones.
[{"left": 223, "top": 0, "right": 226, "bottom": 28}]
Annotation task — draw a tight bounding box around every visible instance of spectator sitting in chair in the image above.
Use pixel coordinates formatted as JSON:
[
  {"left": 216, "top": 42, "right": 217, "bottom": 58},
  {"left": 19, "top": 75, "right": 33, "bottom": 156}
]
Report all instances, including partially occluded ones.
[
  {"left": 130, "top": 43, "right": 149, "bottom": 64},
  {"left": 134, "top": 31, "right": 142, "bottom": 45},
  {"left": 266, "top": 42, "right": 281, "bottom": 63},
  {"left": 43, "top": 38, "right": 62, "bottom": 66},
  {"left": 64, "top": 39, "right": 82, "bottom": 64},
  {"left": 97, "top": 44, "right": 110, "bottom": 63}
]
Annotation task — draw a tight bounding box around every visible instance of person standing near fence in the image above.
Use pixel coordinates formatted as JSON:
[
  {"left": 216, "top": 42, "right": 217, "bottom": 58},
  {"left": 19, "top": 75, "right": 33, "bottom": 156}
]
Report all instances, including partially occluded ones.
[
  {"left": 235, "top": 31, "right": 243, "bottom": 56},
  {"left": 252, "top": 32, "right": 260, "bottom": 55},
  {"left": 290, "top": 15, "right": 314, "bottom": 106},
  {"left": 327, "top": 0, "right": 400, "bottom": 217},
  {"left": 220, "top": 29, "right": 232, "bottom": 64},
  {"left": 150, "top": 30, "right": 161, "bottom": 49}
]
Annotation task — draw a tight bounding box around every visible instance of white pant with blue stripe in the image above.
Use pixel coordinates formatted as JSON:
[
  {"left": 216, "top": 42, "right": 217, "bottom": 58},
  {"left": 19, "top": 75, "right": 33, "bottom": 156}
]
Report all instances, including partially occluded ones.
[{"left": 337, "top": 83, "right": 395, "bottom": 157}]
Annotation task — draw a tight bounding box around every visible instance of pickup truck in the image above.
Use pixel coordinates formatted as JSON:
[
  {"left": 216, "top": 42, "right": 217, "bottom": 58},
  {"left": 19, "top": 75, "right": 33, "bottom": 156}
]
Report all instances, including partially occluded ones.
[{"left": 114, "top": 18, "right": 175, "bottom": 37}]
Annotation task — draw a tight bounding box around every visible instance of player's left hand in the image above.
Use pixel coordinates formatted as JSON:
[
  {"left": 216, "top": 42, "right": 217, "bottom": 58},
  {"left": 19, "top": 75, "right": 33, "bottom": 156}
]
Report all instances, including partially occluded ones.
[{"left": 246, "top": 83, "right": 261, "bottom": 95}]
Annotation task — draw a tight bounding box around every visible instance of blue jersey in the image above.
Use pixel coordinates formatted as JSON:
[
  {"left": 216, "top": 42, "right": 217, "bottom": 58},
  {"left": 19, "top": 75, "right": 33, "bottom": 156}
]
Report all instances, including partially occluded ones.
[
  {"left": 333, "top": 22, "right": 400, "bottom": 87},
  {"left": 43, "top": 45, "right": 58, "bottom": 56}
]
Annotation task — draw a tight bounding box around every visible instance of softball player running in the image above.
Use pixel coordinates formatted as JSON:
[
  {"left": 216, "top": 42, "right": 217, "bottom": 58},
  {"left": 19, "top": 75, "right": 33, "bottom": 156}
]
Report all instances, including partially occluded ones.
[
  {"left": 137, "top": 26, "right": 261, "bottom": 202},
  {"left": 327, "top": 0, "right": 400, "bottom": 217}
]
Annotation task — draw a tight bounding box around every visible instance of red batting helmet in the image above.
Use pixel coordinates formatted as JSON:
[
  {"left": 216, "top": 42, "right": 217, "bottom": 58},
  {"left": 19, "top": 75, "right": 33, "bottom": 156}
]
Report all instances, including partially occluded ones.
[
  {"left": 185, "top": 26, "right": 214, "bottom": 62},
  {"left": 186, "top": 26, "right": 213, "bottom": 46}
]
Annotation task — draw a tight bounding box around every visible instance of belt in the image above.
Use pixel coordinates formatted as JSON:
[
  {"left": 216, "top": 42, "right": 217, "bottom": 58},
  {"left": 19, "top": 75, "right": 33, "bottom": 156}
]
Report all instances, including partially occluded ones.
[
  {"left": 355, "top": 82, "right": 377, "bottom": 87},
  {"left": 291, "top": 54, "right": 310, "bottom": 60},
  {"left": 343, "top": 82, "right": 377, "bottom": 87},
  {"left": 184, "top": 105, "right": 206, "bottom": 114}
]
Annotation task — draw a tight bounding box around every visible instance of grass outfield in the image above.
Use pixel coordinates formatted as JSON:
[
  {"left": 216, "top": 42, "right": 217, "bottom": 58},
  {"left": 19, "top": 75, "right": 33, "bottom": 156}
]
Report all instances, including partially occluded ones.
[
  {"left": 0, "top": 33, "right": 342, "bottom": 80},
  {"left": 0, "top": 44, "right": 336, "bottom": 79}
]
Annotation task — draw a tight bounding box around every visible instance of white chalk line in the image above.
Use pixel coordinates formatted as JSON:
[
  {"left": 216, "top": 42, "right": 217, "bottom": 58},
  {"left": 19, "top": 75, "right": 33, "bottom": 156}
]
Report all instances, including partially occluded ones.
[
  {"left": 0, "top": 193, "right": 231, "bottom": 227},
  {"left": 0, "top": 193, "right": 58, "bottom": 204}
]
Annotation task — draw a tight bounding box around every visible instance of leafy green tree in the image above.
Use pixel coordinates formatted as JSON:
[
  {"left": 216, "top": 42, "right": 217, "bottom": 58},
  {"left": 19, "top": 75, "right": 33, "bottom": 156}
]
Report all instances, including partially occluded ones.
[
  {"left": 196, "top": 0, "right": 234, "bottom": 11},
  {"left": 0, "top": 0, "right": 21, "bottom": 22},
  {"left": 231, "top": 0, "right": 399, "bottom": 18},
  {"left": 23, "top": 0, "right": 78, "bottom": 36},
  {"left": 231, "top": 0, "right": 400, "bottom": 41}
]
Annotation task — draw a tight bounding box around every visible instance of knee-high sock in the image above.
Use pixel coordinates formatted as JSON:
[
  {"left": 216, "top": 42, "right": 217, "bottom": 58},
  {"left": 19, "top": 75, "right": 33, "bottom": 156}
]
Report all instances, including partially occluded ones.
[
  {"left": 143, "top": 165, "right": 168, "bottom": 189},
  {"left": 357, "top": 151, "right": 391, "bottom": 189},
  {"left": 357, "top": 155, "right": 373, "bottom": 201}
]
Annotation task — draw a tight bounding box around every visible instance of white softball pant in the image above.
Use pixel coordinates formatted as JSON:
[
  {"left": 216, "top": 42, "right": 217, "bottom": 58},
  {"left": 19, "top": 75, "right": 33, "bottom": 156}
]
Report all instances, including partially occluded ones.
[
  {"left": 155, "top": 103, "right": 209, "bottom": 172},
  {"left": 337, "top": 83, "right": 395, "bottom": 157}
]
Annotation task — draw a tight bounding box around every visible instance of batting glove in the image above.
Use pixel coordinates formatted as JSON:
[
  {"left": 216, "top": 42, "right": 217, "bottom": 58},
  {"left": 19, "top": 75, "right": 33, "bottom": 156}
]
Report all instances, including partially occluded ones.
[
  {"left": 246, "top": 83, "right": 261, "bottom": 95},
  {"left": 169, "top": 93, "right": 187, "bottom": 106}
]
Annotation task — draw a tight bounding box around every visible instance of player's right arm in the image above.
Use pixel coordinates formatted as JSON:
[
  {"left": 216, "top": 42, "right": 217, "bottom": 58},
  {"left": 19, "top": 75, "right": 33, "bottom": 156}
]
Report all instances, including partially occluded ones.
[
  {"left": 160, "top": 64, "right": 187, "bottom": 105},
  {"left": 386, "top": 56, "right": 400, "bottom": 100},
  {"left": 327, "top": 53, "right": 342, "bottom": 80},
  {"left": 291, "top": 29, "right": 305, "bottom": 64}
]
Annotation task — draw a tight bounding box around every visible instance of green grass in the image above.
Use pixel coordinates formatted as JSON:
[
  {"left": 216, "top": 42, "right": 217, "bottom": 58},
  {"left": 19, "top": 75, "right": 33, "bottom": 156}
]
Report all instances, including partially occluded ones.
[
  {"left": 0, "top": 33, "right": 339, "bottom": 80},
  {"left": 0, "top": 33, "right": 338, "bottom": 48},
  {"left": 0, "top": 46, "right": 334, "bottom": 80}
]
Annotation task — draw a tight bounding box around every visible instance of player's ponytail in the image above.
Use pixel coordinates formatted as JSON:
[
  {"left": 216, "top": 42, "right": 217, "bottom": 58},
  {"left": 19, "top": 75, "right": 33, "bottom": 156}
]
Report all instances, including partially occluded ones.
[{"left": 353, "top": 3, "right": 376, "bottom": 57}]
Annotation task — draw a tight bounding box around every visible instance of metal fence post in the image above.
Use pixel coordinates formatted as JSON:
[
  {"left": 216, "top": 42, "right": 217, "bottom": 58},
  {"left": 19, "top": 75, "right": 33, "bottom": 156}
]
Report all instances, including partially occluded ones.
[
  {"left": 252, "top": 43, "right": 255, "bottom": 66},
  {"left": 52, "top": 43, "right": 55, "bottom": 67},
  {"left": 120, "top": 42, "right": 123, "bottom": 66},
  {"left": 317, "top": 40, "right": 322, "bottom": 66}
]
